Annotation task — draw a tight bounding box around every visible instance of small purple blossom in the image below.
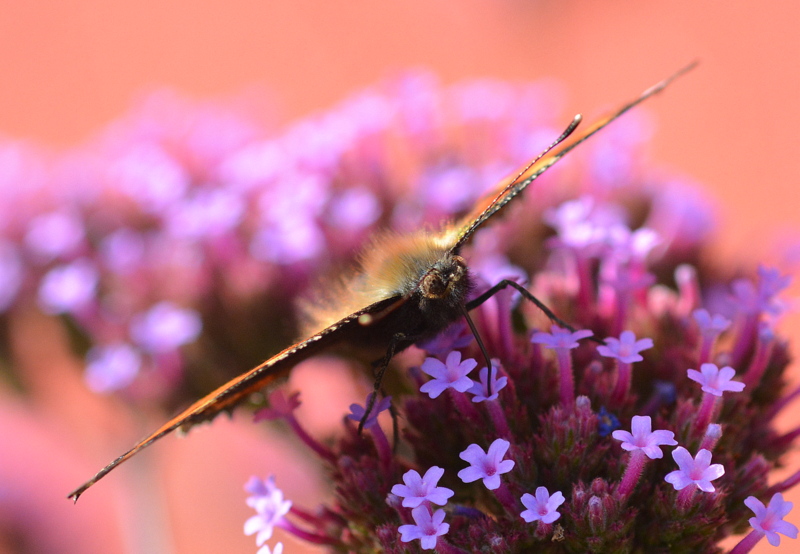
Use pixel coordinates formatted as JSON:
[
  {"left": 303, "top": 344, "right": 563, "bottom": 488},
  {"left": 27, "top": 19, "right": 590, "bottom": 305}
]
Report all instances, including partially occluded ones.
[
  {"left": 687, "top": 363, "right": 746, "bottom": 397},
  {"left": 693, "top": 309, "right": 732, "bottom": 337},
  {"left": 457, "top": 438, "right": 515, "bottom": 490},
  {"left": 244, "top": 476, "right": 292, "bottom": 546},
  {"left": 417, "top": 321, "right": 473, "bottom": 358},
  {"left": 325, "top": 187, "right": 381, "bottom": 231},
  {"left": 398, "top": 505, "right": 449, "bottom": 550},
  {"left": 664, "top": 447, "right": 725, "bottom": 492},
  {"left": 520, "top": 487, "right": 565, "bottom": 524},
  {"left": 163, "top": 188, "right": 245, "bottom": 240},
  {"left": 37, "top": 259, "right": 99, "bottom": 314},
  {"left": 245, "top": 475, "right": 279, "bottom": 507},
  {"left": 745, "top": 493, "right": 799, "bottom": 547},
  {"left": 84, "top": 342, "right": 142, "bottom": 393},
  {"left": 24, "top": 211, "right": 85, "bottom": 260},
  {"left": 130, "top": 301, "right": 203, "bottom": 353},
  {"left": 612, "top": 415, "right": 677, "bottom": 460},
  {"left": 419, "top": 350, "right": 477, "bottom": 399},
  {"left": 597, "top": 331, "right": 653, "bottom": 363},
  {"left": 346, "top": 393, "right": 392, "bottom": 429},
  {"left": 391, "top": 466, "right": 454, "bottom": 508},
  {"left": 531, "top": 325, "right": 594, "bottom": 350},
  {"left": 255, "top": 390, "right": 301, "bottom": 421},
  {"left": 468, "top": 363, "right": 508, "bottom": 402}
]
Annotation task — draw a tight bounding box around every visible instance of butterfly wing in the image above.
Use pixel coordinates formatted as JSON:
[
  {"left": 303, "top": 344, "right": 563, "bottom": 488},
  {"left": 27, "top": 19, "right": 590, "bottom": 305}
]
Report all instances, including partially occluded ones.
[
  {"left": 68, "top": 296, "right": 401, "bottom": 501},
  {"left": 450, "top": 62, "right": 697, "bottom": 252}
]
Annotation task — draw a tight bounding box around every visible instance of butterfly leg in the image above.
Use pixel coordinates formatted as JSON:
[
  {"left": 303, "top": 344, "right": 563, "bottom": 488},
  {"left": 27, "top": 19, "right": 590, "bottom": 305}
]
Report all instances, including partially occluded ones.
[
  {"left": 466, "top": 279, "right": 600, "bottom": 343},
  {"left": 359, "top": 332, "right": 412, "bottom": 434}
]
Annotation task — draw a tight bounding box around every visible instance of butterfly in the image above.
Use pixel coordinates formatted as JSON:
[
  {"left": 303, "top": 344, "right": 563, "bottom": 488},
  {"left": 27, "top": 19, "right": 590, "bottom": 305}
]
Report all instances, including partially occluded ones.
[{"left": 68, "top": 62, "right": 696, "bottom": 502}]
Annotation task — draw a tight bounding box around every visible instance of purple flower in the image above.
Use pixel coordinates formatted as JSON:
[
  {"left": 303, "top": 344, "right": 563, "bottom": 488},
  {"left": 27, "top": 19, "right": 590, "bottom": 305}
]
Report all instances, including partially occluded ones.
[
  {"left": 84, "top": 343, "right": 142, "bottom": 393},
  {"left": 468, "top": 363, "right": 508, "bottom": 402},
  {"left": 745, "top": 493, "right": 799, "bottom": 547},
  {"left": 391, "top": 466, "right": 454, "bottom": 508},
  {"left": 692, "top": 309, "right": 732, "bottom": 337},
  {"left": 664, "top": 447, "right": 725, "bottom": 492},
  {"left": 419, "top": 350, "right": 477, "bottom": 398},
  {"left": 244, "top": 476, "right": 292, "bottom": 546},
  {"left": 757, "top": 266, "right": 792, "bottom": 311},
  {"left": 457, "top": 438, "right": 515, "bottom": 490},
  {"left": 612, "top": 415, "right": 677, "bottom": 460},
  {"left": 130, "top": 301, "right": 202, "bottom": 353},
  {"left": 100, "top": 229, "right": 145, "bottom": 274},
  {"left": 245, "top": 475, "right": 280, "bottom": 507},
  {"left": 110, "top": 143, "right": 189, "bottom": 213},
  {"left": 163, "top": 188, "right": 245, "bottom": 240},
  {"left": 24, "top": 211, "right": 85, "bottom": 260},
  {"left": 250, "top": 218, "right": 325, "bottom": 265},
  {"left": 255, "top": 390, "right": 302, "bottom": 421},
  {"left": 346, "top": 393, "right": 392, "bottom": 429},
  {"left": 325, "top": 187, "right": 381, "bottom": 231},
  {"left": 398, "top": 505, "right": 449, "bottom": 550},
  {"left": 531, "top": 325, "right": 594, "bottom": 350},
  {"left": 520, "top": 487, "right": 565, "bottom": 524},
  {"left": 417, "top": 322, "right": 473, "bottom": 358},
  {"left": 37, "top": 259, "right": 98, "bottom": 314},
  {"left": 597, "top": 330, "right": 654, "bottom": 363},
  {"left": 687, "top": 363, "right": 745, "bottom": 397}
]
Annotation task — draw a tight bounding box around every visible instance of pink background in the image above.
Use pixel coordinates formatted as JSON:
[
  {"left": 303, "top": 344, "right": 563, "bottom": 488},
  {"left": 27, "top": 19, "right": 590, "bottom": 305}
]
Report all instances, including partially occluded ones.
[{"left": 1, "top": 2, "right": 798, "bottom": 553}]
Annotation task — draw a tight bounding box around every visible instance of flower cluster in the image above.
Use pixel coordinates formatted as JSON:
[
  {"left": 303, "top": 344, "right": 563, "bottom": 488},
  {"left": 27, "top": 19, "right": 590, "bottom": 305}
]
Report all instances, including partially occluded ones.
[{"left": 230, "top": 78, "right": 797, "bottom": 552}]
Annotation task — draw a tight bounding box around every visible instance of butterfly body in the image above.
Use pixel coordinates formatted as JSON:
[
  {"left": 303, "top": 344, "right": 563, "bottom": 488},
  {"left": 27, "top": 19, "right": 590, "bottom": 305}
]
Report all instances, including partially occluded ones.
[{"left": 68, "top": 63, "right": 696, "bottom": 502}]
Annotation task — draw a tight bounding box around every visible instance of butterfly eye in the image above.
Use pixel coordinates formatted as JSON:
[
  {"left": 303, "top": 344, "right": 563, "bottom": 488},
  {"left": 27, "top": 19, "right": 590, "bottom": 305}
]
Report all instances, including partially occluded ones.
[{"left": 421, "top": 271, "right": 448, "bottom": 299}]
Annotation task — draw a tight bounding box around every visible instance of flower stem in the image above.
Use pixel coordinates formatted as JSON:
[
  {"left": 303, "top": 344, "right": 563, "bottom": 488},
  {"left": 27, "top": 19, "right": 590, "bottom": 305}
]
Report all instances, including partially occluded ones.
[
  {"left": 617, "top": 450, "right": 647, "bottom": 498},
  {"left": 287, "top": 415, "right": 337, "bottom": 463},
  {"left": 694, "top": 393, "right": 717, "bottom": 434},
  {"left": 556, "top": 348, "right": 575, "bottom": 409},
  {"left": 728, "top": 529, "right": 764, "bottom": 554},
  {"left": 611, "top": 360, "right": 633, "bottom": 404}
]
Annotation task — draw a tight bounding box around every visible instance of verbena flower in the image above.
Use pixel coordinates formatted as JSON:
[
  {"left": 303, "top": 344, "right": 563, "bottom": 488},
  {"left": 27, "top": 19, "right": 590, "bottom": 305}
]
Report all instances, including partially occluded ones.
[
  {"left": 391, "top": 466, "right": 454, "bottom": 508},
  {"left": 744, "top": 493, "right": 799, "bottom": 547},
  {"left": 457, "top": 438, "right": 515, "bottom": 490},
  {"left": 664, "top": 447, "right": 725, "bottom": 493},
  {"left": 397, "top": 506, "right": 450, "bottom": 550},
  {"left": 520, "top": 487, "right": 565, "bottom": 524},
  {"left": 419, "top": 350, "right": 477, "bottom": 398}
]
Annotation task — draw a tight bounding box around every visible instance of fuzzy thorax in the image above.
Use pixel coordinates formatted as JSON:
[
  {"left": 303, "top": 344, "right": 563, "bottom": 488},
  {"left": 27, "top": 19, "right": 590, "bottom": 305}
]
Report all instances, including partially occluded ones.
[{"left": 299, "top": 227, "right": 462, "bottom": 335}]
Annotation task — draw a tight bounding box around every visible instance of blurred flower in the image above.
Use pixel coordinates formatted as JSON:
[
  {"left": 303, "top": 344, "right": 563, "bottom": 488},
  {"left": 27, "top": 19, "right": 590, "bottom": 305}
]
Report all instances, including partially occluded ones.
[{"left": 129, "top": 301, "right": 202, "bottom": 353}]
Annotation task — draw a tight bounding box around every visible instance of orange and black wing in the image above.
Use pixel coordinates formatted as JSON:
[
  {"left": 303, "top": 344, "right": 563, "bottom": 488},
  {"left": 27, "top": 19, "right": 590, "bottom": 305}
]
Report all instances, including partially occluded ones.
[
  {"left": 68, "top": 296, "right": 401, "bottom": 501},
  {"left": 450, "top": 62, "right": 697, "bottom": 252}
]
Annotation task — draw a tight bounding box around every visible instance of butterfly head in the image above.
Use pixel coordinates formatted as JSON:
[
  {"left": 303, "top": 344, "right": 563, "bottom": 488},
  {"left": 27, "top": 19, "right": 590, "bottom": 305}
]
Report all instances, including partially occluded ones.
[{"left": 419, "top": 254, "right": 469, "bottom": 302}]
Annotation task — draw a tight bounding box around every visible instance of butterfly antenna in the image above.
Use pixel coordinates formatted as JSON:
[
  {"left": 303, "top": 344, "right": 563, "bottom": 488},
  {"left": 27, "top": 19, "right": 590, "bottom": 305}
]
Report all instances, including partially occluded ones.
[
  {"left": 453, "top": 115, "right": 582, "bottom": 247},
  {"left": 459, "top": 304, "right": 495, "bottom": 396},
  {"left": 452, "top": 61, "right": 698, "bottom": 251}
]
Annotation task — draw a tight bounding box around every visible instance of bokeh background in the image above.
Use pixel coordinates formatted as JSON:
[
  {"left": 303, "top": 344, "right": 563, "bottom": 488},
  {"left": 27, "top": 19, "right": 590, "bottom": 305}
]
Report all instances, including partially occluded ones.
[{"left": 1, "top": 1, "right": 798, "bottom": 553}]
